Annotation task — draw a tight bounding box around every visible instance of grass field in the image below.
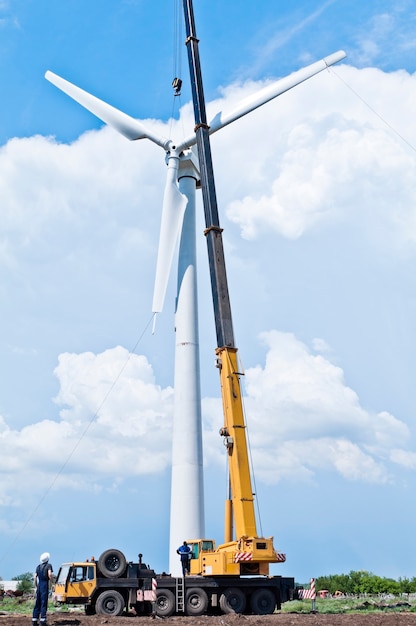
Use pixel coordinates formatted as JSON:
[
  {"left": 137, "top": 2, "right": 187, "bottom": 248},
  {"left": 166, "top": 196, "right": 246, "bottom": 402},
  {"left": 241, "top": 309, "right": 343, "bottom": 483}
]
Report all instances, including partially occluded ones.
[{"left": 1, "top": 595, "right": 416, "bottom": 616}]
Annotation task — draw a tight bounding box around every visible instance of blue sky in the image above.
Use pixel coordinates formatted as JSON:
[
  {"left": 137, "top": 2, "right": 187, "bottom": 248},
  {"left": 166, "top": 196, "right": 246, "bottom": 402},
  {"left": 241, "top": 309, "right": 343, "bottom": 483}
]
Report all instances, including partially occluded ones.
[{"left": 1, "top": 0, "right": 416, "bottom": 586}]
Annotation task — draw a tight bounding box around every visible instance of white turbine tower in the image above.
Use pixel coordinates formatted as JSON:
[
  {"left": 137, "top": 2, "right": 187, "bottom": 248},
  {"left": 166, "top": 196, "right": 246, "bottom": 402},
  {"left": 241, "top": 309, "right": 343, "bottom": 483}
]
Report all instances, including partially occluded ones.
[{"left": 45, "top": 48, "right": 345, "bottom": 575}]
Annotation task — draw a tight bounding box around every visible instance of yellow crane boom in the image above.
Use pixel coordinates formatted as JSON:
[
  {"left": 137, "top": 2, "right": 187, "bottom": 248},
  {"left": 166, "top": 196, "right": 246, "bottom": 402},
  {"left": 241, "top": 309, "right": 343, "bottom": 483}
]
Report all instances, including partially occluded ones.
[{"left": 217, "top": 346, "right": 257, "bottom": 541}]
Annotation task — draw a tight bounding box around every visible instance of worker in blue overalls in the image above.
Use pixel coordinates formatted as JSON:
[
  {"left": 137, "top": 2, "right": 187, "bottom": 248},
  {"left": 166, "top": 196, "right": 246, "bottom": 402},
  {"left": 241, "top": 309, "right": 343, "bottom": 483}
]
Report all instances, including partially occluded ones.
[
  {"left": 176, "top": 541, "right": 191, "bottom": 576},
  {"left": 32, "top": 552, "right": 53, "bottom": 626}
]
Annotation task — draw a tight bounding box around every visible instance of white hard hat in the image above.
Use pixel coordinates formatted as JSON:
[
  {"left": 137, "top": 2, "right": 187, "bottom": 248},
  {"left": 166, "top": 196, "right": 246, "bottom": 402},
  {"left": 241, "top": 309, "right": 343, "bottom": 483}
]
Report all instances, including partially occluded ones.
[{"left": 40, "top": 552, "right": 50, "bottom": 564}]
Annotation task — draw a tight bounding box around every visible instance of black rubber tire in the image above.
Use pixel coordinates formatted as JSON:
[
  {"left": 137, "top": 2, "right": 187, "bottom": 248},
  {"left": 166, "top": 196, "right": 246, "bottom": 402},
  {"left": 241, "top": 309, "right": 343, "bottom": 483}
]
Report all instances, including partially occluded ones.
[
  {"left": 219, "top": 587, "right": 246, "bottom": 614},
  {"left": 186, "top": 587, "right": 209, "bottom": 616},
  {"left": 156, "top": 588, "right": 176, "bottom": 617},
  {"left": 95, "top": 590, "right": 125, "bottom": 616},
  {"left": 250, "top": 588, "right": 276, "bottom": 615},
  {"left": 98, "top": 548, "right": 127, "bottom": 578},
  {"left": 84, "top": 604, "right": 95, "bottom": 615}
]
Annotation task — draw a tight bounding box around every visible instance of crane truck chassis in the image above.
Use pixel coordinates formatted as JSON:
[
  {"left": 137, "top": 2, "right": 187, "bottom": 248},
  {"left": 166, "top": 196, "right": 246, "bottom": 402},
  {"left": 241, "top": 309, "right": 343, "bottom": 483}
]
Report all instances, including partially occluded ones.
[{"left": 53, "top": 548, "right": 295, "bottom": 617}]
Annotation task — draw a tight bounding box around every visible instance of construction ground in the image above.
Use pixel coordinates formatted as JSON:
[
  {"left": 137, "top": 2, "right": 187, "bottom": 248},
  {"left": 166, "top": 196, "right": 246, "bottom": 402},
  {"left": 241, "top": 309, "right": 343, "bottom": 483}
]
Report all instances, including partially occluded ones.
[{"left": 2, "top": 612, "right": 416, "bottom": 625}]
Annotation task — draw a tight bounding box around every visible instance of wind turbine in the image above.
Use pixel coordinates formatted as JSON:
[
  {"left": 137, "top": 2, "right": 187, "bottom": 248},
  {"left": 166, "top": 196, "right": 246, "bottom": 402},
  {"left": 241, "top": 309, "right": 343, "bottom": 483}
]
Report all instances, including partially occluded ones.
[{"left": 45, "top": 48, "right": 346, "bottom": 575}]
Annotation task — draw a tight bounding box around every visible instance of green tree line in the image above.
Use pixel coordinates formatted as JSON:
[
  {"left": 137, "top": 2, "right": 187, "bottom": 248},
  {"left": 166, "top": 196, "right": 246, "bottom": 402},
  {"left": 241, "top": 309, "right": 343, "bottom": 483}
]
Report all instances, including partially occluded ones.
[
  {"left": 12, "top": 572, "right": 34, "bottom": 593},
  {"left": 315, "top": 571, "right": 416, "bottom": 595}
]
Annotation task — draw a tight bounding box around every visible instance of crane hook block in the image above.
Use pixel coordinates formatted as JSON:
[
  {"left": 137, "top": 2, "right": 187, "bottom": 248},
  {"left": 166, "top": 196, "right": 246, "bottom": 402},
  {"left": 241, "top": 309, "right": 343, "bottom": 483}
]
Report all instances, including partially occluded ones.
[{"left": 172, "top": 77, "right": 182, "bottom": 95}]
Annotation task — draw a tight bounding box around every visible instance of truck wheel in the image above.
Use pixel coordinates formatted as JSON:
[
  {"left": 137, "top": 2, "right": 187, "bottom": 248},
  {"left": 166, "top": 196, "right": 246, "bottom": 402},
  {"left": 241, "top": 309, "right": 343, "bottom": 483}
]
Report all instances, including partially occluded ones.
[
  {"left": 156, "top": 588, "right": 175, "bottom": 617},
  {"left": 95, "top": 590, "right": 125, "bottom": 616},
  {"left": 186, "top": 587, "right": 208, "bottom": 616},
  {"left": 98, "top": 548, "right": 127, "bottom": 578},
  {"left": 219, "top": 587, "right": 246, "bottom": 614},
  {"left": 84, "top": 605, "right": 96, "bottom": 615},
  {"left": 250, "top": 588, "right": 276, "bottom": 615}
]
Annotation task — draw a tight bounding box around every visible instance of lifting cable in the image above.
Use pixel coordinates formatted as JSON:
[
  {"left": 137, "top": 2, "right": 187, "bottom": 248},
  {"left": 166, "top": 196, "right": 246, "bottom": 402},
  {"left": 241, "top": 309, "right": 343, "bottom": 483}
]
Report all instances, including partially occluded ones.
[
  {"left": 169, "top": 0, "right": 184, "bottom": 137},
  {"left": 172, "top": 0, "right": 182, "bottom": 89},
  {"left": 237, "top": 356, "right": 265, "bottom": 539},
  {"left": 243, "top": 414, "right": 264, "bottom": 539},
  {"left": 0, "top": 313, "right": 155, "bottom": 569}
]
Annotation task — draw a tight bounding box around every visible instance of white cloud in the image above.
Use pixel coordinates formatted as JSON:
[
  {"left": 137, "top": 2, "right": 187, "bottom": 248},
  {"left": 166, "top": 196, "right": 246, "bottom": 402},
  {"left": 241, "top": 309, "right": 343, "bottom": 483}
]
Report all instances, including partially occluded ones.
[
  {"left": 2, "top": 65, "right": 416, "bottom": 263},
  {"left": 1, "top": 326, "right": 409, "bottom": 517},
  {"left": 0, "top": 347, "right": 174, "bottom": 510},
  {"left": 264, "top": 437, "right": 388, "bottom": 484},
  {"left": 219, "top": 66, "right": 416, "bottom": 246},
  {"left": 53, "top": 346, "right": 174, "bottom": 470},
  {"left": 352, "top": 7, "right": 416, "bottom": 67},
  {"left": 390, "top": 449, "right": 416, "bottom": 469}
]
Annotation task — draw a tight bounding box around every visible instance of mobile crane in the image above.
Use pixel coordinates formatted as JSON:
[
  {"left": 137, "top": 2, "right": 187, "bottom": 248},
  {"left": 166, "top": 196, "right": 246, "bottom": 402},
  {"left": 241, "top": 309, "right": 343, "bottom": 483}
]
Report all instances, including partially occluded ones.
[{"left": 177, "top": 0, "right": 289, "bottom": 609}]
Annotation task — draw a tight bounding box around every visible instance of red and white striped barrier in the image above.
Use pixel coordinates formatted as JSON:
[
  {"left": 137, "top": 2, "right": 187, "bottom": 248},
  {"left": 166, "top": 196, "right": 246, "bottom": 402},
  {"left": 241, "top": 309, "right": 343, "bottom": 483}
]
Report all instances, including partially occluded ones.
[
  {"left": 234, "top": 551, "right": 253, "bottom": 562},
  {"left": 235, "top": 551, "right": 286, "bottom": 563},
  {"left": 298, "top": 578, "right": 316, "bottom": 600}
]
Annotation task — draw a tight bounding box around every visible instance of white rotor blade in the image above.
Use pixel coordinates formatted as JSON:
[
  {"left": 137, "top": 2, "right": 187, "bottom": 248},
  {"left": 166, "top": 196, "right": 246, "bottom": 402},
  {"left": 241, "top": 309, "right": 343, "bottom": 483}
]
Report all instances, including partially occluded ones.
[
  {"left": 45, "top": 71, "right": 171, "bottom": 150},
  {"left": 176, "top": 50, "right": 346, "bottom": 152},
  {"left": 152, "top": 156, "right": 188, "bottom": 314}
]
